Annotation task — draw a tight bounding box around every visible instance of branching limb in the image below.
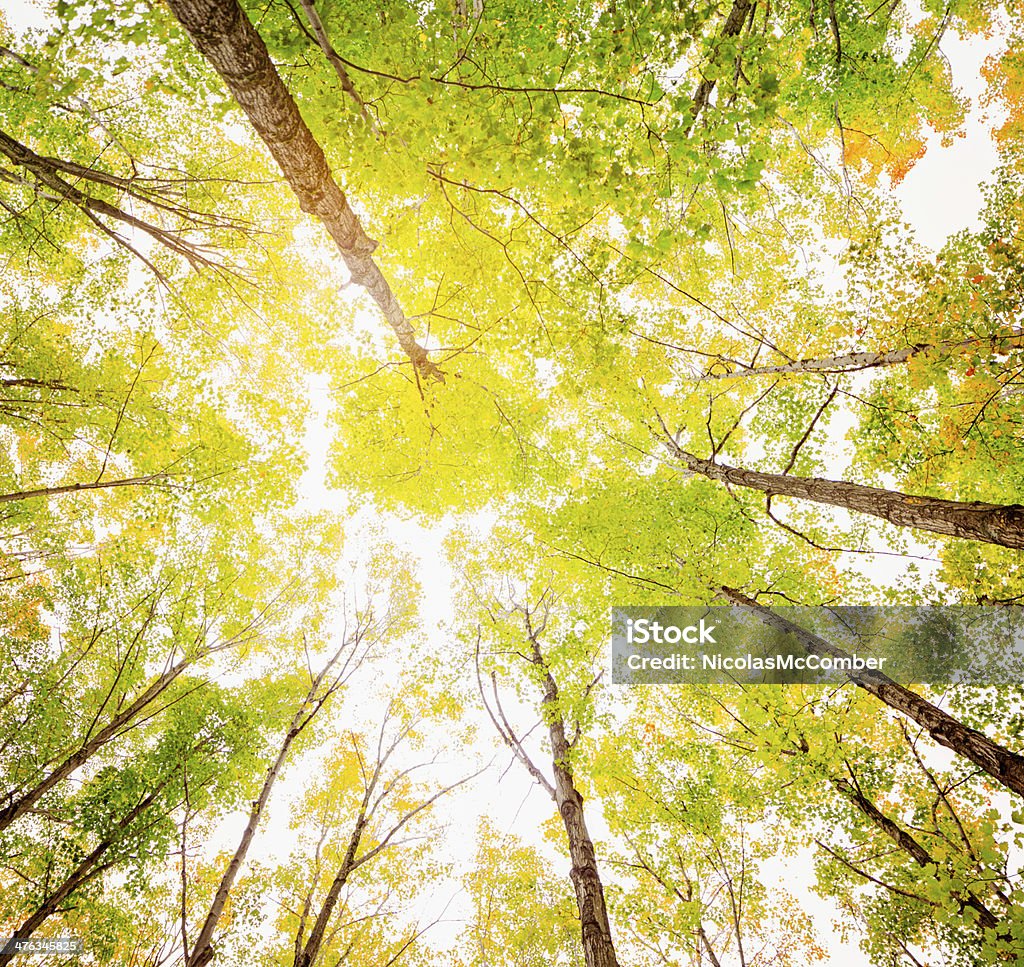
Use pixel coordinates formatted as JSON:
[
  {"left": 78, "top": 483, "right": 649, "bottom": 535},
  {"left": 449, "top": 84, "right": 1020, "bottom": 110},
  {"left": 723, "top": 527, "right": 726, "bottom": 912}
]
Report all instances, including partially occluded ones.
[{"left": 297, "top": 0, "right": 380, "bottom": 132}]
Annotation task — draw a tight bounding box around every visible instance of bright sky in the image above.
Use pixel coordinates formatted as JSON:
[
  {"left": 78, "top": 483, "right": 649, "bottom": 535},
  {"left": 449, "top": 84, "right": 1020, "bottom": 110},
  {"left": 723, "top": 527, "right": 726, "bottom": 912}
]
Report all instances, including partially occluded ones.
[
  {"left": 296, "top": 23, "right": 1007, "bottom": 954},
  {"left": 896, "top": 26, "right": 1004, "bottom": 243}
]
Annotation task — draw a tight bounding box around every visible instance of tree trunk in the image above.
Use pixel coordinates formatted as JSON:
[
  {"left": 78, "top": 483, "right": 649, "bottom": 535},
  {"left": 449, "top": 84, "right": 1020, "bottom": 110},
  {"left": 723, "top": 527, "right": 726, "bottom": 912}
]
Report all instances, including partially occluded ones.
[
  {"left": 721, "top": 587, "right": 1024, "bottom": 800},
  {"left": 0, "top": 657, "right": 190, "bottom": 834},
  {"left": 294, "top": 813, "right": 365, "bottom": 967},
  {"left": 701, "top": 330, "right": 1024, "bottom": 379},
  {"left": 0, "top": 786, "right": 164, "bottom": 966},
  {"left": 185, "top": 635, "right": 356, "bottom": 967},
  {"left": 688, "top": 0, "right": 755, "bottom": 133},
  {"left": 529, "top": 639, "right": 620, "bottom": 967},
  {"left": 187, "top": 712, "right": 312, "bottom": 967},
  {"left": 668, "top": 445, "right": 1024, "bottom": 548},
  {"left": 832, "top": 777, "right": 1000, "bottom": 932},
  {"left": 164, "top": 0, "right": 440, "bottom": 380}
]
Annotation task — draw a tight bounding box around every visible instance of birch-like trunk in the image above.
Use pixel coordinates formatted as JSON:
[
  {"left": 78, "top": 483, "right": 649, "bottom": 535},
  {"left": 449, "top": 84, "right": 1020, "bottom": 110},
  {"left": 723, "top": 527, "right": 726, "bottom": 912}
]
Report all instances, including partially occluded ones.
[
  {"left": 185, "top": 626, "right": 361, "bottom": 967},
  {"left": 701, "top": 330, "right": 1024, "bottom": 378}
]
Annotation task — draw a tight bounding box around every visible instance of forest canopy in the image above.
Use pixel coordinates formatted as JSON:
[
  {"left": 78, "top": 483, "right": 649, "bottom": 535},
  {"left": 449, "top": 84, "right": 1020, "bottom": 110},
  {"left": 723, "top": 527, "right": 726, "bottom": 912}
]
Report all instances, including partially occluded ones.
[{"left": 1, "top": 0, "right": 1024, "bottom": 964}]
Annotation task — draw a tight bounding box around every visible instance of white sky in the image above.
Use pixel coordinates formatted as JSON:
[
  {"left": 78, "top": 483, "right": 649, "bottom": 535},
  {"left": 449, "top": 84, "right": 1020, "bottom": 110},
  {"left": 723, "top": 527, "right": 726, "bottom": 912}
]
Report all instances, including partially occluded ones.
[{"left": 896, "top": 26, "right": 1004, "bottom": 242}]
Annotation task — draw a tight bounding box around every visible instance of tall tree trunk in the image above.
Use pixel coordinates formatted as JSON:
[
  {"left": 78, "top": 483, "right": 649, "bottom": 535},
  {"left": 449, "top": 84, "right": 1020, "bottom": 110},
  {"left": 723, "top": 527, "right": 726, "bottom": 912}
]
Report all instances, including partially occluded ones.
[
  {"left": 294, "top": 729, "right": 474, "bottom": 967},
  {"left": 831, "top": 776, "right": 1001, "bottom": 932},
  {"left": 667, "top": 444, "right": 1024, "bottom": 548},
  {"left": 0, "top": 786, "right": 165, "bottom": 966},
  {"left": 721, "top": 587, "right": 1024, "bottom": 799},
  {"left": 294, "top": 811, "right": 365, "bottom": 967},
  {"left": 185, "top": 633, "right": 358, "bottom": 967},
  {"left": 527, "top": 636, "right": 620, "bottom": 967},
  {"left": 688, "top": 0, "right": 755, "bottom": 133},
  {"left": 164, "top": 0, "right": 441, "bottom": 380},
  {"left": 0, "top": 656, "right": 190, "bottom": 834},
  {"left": 700, "top": 330, "right": 1024, "bottom": 379},
  {"left": 187, "top": 712, "right": 309, "bottom": 967}
]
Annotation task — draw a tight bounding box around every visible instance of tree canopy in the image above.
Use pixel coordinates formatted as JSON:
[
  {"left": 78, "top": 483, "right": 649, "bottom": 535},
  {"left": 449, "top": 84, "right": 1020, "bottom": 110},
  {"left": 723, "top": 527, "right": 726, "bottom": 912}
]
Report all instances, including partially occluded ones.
[{"left": 1, "top": 0, "right": 1024, "bottom": 964}]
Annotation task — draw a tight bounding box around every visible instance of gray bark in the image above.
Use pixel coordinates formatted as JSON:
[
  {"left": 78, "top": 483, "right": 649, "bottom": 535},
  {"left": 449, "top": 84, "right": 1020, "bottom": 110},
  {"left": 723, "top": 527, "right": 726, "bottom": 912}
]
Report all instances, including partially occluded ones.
[
  {"left": 722, "top": 588, "right": 1024, "bottom": 800},
  {"left": 186, "top": 694, "right": 320, "bottom": 967},
  {"left": 702, "top": 331, "right": 1024, "bottom": 378},
  {"left": 294, "top": 807, "right": 365, "bottom": 967},
  {"left": 165, "top": 0, "right": 441, "bottom": 380},
  {"left": 185, "top": 628, "right": 361, "bottom": 967},
  {"left": 527, "top": 637, "right": 620, "bottom": 967},
  {"left": 668, "top": 445, "right": 1024, "bottom": 549}
]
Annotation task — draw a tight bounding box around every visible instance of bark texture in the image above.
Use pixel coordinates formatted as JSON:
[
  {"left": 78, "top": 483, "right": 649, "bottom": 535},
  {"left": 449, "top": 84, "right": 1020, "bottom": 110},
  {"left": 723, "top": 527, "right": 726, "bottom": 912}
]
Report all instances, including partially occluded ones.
[
  {"left": 668, "top": 445, "right": 1024, "bottom": 549},
  {"left": 722, "top": 588, "right": 1024, "bottom": 800},
  {"left": 688, "top": 0, "right": 755, "bottom": 132},
  {"left": 294, "top": 811, "right": 365, "bottom": 967},
  {"left": 186, "top": 710, "right": 309, "bottom": 967},
  {"left": 832, "top": 778, "right": 1001, "bottom": 932},
  {"left": 528, "top": 637, "right": 620, "bottom": 967},
  {"left": 185, "top": 628, "right": 359, "bottom": 967},
  {"left": 165, "top": 0, "right": 440, "bottom": 379}
]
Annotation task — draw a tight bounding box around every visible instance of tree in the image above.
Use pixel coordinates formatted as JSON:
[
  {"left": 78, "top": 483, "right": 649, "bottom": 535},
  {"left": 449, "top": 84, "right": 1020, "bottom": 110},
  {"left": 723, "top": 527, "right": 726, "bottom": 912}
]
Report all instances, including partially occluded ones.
[
  {"left": 0, "top": 506, "right": 344, "bottom": 832},
  {"left": 667, "top": 681, "right": 1023, "bottom": 963},
  {"left": 5, "top": 0, "right": 1024, "bottom": 964},
  {"left": 593, "top": 690, "right": 825, "bottom": 966},
  {"left": 477, "top": 590, "right": 619, "bottom": 967},
  {"left": 0, "top": 682, "right": 263, "bottom": 967},
  {"left": 182, "top": 617, "right": 370, "bottom": 967},
  {"left": 719, "top": 586, "right": 1024, "bottom": 799},
  {"left": 662, "top": 440, "right": 1024, "bottom": 549},
  {"left": 457, "top": 820, "right": 587, "bottom": 967},
  {"left": 164, "top": 0, "right": 439, "bottom": 379},
  {"left": 278, "top": 710, "right": 476, "bottom": 967},
  {"left": 687, "top": 329, "right": 1024, "bottom": 380}
]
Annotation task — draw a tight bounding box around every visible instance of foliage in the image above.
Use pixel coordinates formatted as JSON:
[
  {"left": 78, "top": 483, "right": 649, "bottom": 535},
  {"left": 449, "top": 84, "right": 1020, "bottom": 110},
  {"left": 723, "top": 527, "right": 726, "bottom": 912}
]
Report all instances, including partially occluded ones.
[{"left": 1, "top": 0, "right": 1024, "bottom": 964}]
